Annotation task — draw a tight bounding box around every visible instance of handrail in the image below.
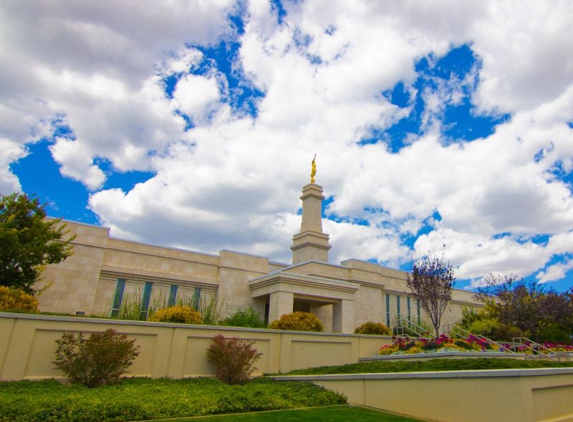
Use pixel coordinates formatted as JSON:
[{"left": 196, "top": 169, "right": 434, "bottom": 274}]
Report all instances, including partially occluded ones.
[
  {"left": 512, "top": 337, "right": 571, "bottom": 362},
  {"left": 442, "top": 324, "right": 514, "bottom": 353},
  {"left": 394, "top": 317, "right": 431, "bottom": 338}
]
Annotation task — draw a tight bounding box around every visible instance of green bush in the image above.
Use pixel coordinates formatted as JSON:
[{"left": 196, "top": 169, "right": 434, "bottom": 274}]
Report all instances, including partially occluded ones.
[
  {"left": 220, "top": 307, "right": 266, "bottom": 328},
  {"left": 206, "top": 334, "right": 262, "bottom": 385},
  {"left": 148, "top": 305, "right": 203, "bottom": 324},
  {"left": 354, "top": 321, "right": 392, "bottom": 335},
  {"left": 52, "top": 328, "right": 140, "bottom": 388},
  {"left": 0, "top": 377, "right": 347, "bottom": 422},
  {"left": 0, "top": 286, "right": 39, "bottom": 313},
  {"left": 268, "top": 312, "right": 324, "bottom": 332}
]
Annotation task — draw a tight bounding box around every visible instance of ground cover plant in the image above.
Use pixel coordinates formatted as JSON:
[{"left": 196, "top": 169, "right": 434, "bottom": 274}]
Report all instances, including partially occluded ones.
[
  {"left": 146, "top": 405, "right": 425, "bottom": 422},
  {"left": 0, "top": 377, "right": 346, "bottom": 422},
  {"left": 285, "top": 358, "right": 573, "bottom": 376}
]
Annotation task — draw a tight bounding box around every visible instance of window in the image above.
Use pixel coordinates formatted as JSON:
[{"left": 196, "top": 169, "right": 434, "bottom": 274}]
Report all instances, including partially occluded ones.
[
  {"left": 192, "top": 287, "right": 202, "bottom": 310},
  {"left": 385, "top": 293, "right": 391, "bottom": 327},
  {"left": 140, "top": 282, "right": 153, "bottom": 320},
  {"left": 168, "top": 285, "right": 178, "bottom": 307},
  {"left": 111, "top": 278, "right": 126, "bottom": 317}
]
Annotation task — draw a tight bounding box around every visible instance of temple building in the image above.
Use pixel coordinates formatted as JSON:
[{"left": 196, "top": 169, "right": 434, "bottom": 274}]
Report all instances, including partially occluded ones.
[{"left": 38, "top": 175, "right": 478, "bottom": 333}]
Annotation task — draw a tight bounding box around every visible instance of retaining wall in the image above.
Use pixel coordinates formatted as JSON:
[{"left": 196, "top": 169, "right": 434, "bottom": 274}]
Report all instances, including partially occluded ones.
[
  {"left": 276, "top": 369, "right": 573, "bottom": 422},
  {"left": 0, "top": 313, "right": 389, "bottom": 381}
]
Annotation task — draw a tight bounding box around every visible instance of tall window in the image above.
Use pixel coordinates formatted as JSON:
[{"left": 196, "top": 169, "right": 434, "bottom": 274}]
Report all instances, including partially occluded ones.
[
  {"left": 192, "top": 287, "right": 202, "bottom": 310},
  {"left": 396, "top": 295, "right": 401, "bottom": 322},
  {"left": 140, "top": 282, "right": 153, "bottom": 320},
  {"left": 385, "top": 294, "right": 391, "bottom": 327},
  {"left": 111, "top": 278, "right": 126, "bottom": 317},
  {"left": 407, "top": 296, "right": 411, "bottom": 322},
  {"left": 168, "top": 285, "right": 178, "bottom": 307}
]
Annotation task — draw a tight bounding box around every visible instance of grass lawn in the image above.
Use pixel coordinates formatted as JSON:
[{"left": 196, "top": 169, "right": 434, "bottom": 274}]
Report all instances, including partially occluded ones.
[
  {"left": 284, "top": 357, "right": 573, "bottom": 375},
  {"left": 0, "top": 377, "right": 345, "bottom": 422},
  {"left": 147, "top": 405, "right": 425, "bottom": 421}
]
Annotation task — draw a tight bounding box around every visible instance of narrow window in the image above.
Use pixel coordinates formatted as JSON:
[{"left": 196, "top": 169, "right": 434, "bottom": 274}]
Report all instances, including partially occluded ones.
[
  {"left": 140, "top": 282, "right": 153, "bottom": 320},
  {"left": 396, "top": 295, "right": 401, "bottom": 322},
  {"left": 111, "top": 278, "right": 126, "bottom": 317},
  {"left": 407, "top": 296, "right": 411, "bottom": 322},
  {"left": 168, "top": 285, "right": 178, "bottom": 307},
  {"left": 385, "top": 293, "right": 391, "bottom": 327},
  {"left": 417, "top": 299, "right": 421, "bottom": 324},
  {"left": 192, "top": 287, "right": 202, "bottom": 311}
]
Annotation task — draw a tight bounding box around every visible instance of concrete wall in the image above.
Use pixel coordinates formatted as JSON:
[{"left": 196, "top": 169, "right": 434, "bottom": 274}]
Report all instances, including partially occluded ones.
[
  {"left": 0, "top": 313, "right": 390, "bottom": 381},
  {"left": 277, "top": 369, "right": 573, "bottom": 422}
]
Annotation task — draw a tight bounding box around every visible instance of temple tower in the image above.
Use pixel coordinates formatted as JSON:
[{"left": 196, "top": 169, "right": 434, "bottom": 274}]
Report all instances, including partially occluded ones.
[{"left": 290, "top": 180, "right": 331, "bottom": 264}]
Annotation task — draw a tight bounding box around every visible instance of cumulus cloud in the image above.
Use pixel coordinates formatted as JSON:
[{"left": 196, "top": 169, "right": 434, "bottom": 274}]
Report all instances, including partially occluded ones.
[{"left": 2, "top": 0, "right": 573, "bottom": 288}]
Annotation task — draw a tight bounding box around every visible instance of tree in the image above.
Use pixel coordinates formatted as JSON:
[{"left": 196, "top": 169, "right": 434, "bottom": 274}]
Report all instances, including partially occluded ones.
[
  {"left": 477, "top": 275, "right": 571, "bottom": 343},
  {"left": 0, "top": 193, "right": 75, "bottom": 293},
  {"left": 407, "top": 255, "right": 455, "bottom": 338}
]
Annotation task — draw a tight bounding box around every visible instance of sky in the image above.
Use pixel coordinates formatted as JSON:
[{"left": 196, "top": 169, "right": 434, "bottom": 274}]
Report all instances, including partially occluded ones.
[{"left": 2, "top": 0, "right": 573, "bottom": 292}]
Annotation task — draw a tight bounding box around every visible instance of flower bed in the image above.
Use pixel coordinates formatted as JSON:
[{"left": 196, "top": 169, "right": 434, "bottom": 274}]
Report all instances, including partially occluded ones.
[
  {"left": 379, "top": 334, "right": 504, "bottom": 356},
  {"left": 379, "top": 334, "right": 573, "bottom": 356}
]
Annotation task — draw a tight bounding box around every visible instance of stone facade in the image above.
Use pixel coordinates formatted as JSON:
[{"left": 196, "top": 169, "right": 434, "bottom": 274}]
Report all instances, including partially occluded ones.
[{"left": 38, "top": 182, "right": 478, "bottom": 333}]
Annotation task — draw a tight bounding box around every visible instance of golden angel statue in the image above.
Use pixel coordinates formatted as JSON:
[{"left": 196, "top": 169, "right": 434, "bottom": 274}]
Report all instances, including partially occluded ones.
[{"left": 310, "top": 154, "right": 317, "bottom": 183}]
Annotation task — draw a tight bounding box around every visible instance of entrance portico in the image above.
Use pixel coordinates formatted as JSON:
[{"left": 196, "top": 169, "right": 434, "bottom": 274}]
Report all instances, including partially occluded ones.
[{"left": 249, "top": 271, "right": 359, "bottom": 333}]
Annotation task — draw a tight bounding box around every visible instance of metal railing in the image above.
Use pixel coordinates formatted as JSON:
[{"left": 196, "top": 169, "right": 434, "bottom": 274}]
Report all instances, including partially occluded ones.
[
  {"left": 442, "top": 324, "right": 514, "bottom": 353},
  {"left": 512, "top": 337, "right": 571, "bottom": 362},
  {"left": 394, "top": 317, "right": 431, "bottom": 338}
]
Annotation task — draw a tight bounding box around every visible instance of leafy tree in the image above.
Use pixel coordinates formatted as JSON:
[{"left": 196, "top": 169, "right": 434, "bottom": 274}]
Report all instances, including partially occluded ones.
[
  {"left": 477, "top": 275, "right": 571, "bottom": 343},
  {"left": 0, "top": 193, "right": 75, "bottom": 293},
  {"left": 407, "top": 255, "right": 455, "bottom": 338}
]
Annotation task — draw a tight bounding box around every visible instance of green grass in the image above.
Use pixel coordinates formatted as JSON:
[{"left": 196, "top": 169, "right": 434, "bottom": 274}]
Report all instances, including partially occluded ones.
[
  {"left": 0, "top": 377, "right": 345, "bottom": 422},
  {"left": 284, "top": 357, "right": 573, "bottom": 375},
  {"left": 147, "top": 405, "right": 425, "bottom": 421}
]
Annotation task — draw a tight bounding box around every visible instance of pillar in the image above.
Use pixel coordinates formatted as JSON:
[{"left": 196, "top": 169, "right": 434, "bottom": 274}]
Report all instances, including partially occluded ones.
[
  {"left": 268, "top": 291, "right": 294, "bottom": 323},
  {"left": 332, "top": 299, "right": 354, "bottom": 333}
]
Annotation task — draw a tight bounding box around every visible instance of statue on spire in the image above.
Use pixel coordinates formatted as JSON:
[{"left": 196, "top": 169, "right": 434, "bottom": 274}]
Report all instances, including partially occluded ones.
[{"left": 310, "top": 154, "right": 317, "bottom": 183}]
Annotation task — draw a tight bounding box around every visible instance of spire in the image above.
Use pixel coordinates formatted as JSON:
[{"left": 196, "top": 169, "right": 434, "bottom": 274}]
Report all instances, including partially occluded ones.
[{"left": 290, "top": 157, "right": 331, "bottom": 264}]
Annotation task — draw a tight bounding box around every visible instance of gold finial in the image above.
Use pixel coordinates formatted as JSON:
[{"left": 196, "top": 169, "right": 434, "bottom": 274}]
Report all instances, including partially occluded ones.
[{"left": 310, "top": 154, "right": 317, "bottom": 183}]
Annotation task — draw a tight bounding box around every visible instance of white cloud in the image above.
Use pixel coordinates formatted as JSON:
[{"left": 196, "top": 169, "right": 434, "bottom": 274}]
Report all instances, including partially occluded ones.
[
  {"left": 0, "top": 138, "right": 27, "bottom": 193},
  {"left": 2, "top": 0, "right": 573, "bottom": 287},
  {"left": 537, "top": 259, "right": 573, "bottom": 284},
  {"left": 173, "top": 74, "right": 221, "bottom": 120}
]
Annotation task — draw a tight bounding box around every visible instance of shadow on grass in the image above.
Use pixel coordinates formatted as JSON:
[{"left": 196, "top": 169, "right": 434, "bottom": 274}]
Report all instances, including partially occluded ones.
[{"left": 145, "top": 405, "right": 425, "bottom": 422}]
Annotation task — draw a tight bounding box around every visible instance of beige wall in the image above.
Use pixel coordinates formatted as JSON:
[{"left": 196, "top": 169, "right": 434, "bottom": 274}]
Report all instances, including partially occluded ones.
[
  {"left": 278, "top": 370, "right": 573, "bottom": 422},
  {"left": 0, "top": 313, "right": 391, "bottom": 381}
]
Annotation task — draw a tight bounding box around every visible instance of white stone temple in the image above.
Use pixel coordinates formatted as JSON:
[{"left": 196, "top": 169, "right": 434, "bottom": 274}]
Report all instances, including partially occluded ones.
[{"left": 39, "top": 178, "right": 477, "bottom": 333}]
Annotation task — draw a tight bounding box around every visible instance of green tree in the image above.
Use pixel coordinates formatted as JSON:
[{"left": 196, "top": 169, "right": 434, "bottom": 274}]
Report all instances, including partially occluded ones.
[
  {"left": 0, "top": 193, "right": 75, "bottom": 293},
  {"left": 477, "top": 275, "right": 571, "bottom": 343},
  {"left": 407, "top": 255, "right": 455, "bottom": 338}
]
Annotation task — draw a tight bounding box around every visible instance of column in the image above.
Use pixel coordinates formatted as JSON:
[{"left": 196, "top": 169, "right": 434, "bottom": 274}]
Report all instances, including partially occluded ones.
[
  {"left": 268, "top": 291, "right": 294, "bottom": 323},
  {"left": 332, "top": 299, "right": 354, "bottom": 333}
]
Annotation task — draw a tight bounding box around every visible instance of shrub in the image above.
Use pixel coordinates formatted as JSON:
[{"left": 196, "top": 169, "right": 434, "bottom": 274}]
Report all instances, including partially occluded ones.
[
  {"left": 0, "top": 286, "right": 39, "bottom": 313},
  {"left": 52, "top": 328, "right": 140, "bottom": 388},
  {"left": 354, "top": 321, "right": 392, "bottom": 335},
  {"left": 148, "top": 305, "right": 203, "bottom": 324},
  {"left": 268, "top": 312, "right": 324, "bottom": 332},
  {"left": 220, "top": 307, "right": 266, "bottom": 328},
  {"left": 206, "top": 334, "right": 262, "bottom": 385}
]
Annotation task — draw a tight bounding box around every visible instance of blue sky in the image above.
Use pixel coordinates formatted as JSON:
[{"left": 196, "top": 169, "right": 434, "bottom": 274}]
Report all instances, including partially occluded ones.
[{"left": 2, "top": 0, "right": 573, "bottom": 292}]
